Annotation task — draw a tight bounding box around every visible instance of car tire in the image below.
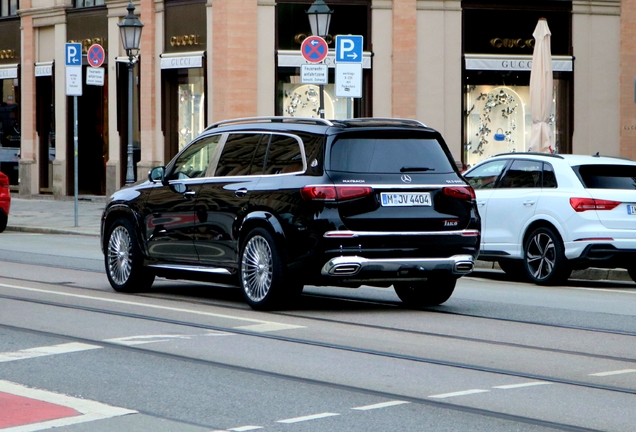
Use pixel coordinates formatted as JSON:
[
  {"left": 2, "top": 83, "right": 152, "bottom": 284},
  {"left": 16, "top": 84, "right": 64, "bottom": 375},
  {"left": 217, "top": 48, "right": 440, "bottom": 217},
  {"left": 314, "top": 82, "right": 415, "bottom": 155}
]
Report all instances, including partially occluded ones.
[
  {"left": 523, "top": 226, "right": 571, "bottom": 285},
  {"left": 105, "top": 218, "right": 155, "bottom": 293},
  {"left": 498, "top": 260, "right": 527, "bottom": 281},
  {"left": 393, "top": 277, "right": 456, "bottom": 307},
  {"left": 0, "top": 210, "right": 6, "bottom": 233},
  {"left": 627, "top": 267, "right": 636, "bottom": 284},
  {"left": 240, "top": 227, "right": 294, "bottom": 310}
]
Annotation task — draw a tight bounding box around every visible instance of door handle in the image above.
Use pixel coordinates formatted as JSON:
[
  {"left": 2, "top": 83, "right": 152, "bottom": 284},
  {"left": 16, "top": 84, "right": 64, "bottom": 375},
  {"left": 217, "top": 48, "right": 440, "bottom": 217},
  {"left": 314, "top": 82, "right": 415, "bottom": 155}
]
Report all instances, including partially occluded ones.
[
  {"left": 523, "top": 200, "right": 535, "bottom": 206},
  {"left": 183, "top": 190, "right": 197, "bottom": 199},
  {"left": 235, "top": 188, "right": 248, "bottom": 197},
  {"left": 477, "top": 201, "right": 486, "bottom": 207}
]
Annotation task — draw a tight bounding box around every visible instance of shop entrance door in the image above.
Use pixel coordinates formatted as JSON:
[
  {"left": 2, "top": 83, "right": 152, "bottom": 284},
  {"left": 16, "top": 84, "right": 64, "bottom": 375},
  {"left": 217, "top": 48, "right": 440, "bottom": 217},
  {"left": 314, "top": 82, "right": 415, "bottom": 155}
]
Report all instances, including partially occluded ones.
[
  {"left": 162, "top": 67, "right": 206, "bottom": 163},
  {"left": 36, "top": 75, "right": 54, "bottom": 192},
  {"left": 67, "top": 68, "right": 108, "bottom": 195}
]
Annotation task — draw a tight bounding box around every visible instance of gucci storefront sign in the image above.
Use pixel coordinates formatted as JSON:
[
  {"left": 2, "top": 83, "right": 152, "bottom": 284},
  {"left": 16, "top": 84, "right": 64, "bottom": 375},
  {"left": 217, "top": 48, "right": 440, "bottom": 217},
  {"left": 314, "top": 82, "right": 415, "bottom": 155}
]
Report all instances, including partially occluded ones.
[{"left": 465, "top": 54, "right": 573, "bottom": 72}]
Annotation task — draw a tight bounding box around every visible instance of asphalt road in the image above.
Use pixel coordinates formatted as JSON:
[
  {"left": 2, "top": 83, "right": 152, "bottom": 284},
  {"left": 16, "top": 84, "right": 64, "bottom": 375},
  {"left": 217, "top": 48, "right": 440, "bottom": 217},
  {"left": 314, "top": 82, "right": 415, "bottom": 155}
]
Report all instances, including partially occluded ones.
[{"left": 1, "top": 232, "right": 635, "bottom": 431}]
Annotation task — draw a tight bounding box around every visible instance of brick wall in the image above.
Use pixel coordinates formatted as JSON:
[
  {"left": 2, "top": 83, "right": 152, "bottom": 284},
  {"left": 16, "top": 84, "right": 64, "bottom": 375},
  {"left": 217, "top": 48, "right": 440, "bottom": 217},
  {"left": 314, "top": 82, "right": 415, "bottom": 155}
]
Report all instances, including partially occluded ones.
[
  {"left": 212, "top": 0, "right": 259, "bottom": 121},
  {"left": 392, "top": 0, "right": 417, "bottom": 119}
]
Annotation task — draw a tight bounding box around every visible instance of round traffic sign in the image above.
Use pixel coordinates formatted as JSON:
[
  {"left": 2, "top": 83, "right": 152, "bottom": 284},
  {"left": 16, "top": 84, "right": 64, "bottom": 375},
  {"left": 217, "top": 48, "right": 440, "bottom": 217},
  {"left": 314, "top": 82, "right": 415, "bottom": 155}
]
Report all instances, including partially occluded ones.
[
  {"left": 301, "top": 36, "right": 329, "bottom": 63},
  {"left": 87, "top": 44, "right": 105, "bottom": 68}
]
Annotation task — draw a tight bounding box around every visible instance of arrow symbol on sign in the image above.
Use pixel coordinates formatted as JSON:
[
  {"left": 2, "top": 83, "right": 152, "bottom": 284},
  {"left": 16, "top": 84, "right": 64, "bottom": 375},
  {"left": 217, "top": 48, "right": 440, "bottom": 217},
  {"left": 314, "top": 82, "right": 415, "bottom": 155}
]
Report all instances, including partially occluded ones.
[
  {"left": 311, "top": 40, "right": 319, "bottom": 46},
  {"left": 347, "top": 53, "right": 358, "bottom": 60}
]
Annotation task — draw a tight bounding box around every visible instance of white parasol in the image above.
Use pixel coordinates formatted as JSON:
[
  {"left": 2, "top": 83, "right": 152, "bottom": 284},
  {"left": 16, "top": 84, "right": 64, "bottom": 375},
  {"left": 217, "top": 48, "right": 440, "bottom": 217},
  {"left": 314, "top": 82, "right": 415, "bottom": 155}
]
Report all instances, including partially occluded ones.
[{"left": 529, "top": 18, "right": 554, "bottom": 153}]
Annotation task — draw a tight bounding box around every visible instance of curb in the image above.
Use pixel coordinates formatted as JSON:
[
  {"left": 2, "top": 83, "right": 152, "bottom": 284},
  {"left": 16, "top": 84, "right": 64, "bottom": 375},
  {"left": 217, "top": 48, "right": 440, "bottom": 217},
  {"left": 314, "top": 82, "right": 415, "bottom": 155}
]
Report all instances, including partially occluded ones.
[
  {"left": 475, "top": 260, "right": 633, "bottom": 283},
  {"left": 5, "top": 225, "right": 100, "bottom": 237}
]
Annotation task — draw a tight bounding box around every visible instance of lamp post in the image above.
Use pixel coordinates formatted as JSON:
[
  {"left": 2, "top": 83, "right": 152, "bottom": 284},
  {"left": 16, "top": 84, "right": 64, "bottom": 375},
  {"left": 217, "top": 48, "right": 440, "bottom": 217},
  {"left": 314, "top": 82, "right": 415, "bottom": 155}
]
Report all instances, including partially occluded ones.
[
  {"left": 306, "top": 0, "right": 332, "bottom": 119},
  {"left": 118, "top": 0, "right": 143, "bottom": 185}
]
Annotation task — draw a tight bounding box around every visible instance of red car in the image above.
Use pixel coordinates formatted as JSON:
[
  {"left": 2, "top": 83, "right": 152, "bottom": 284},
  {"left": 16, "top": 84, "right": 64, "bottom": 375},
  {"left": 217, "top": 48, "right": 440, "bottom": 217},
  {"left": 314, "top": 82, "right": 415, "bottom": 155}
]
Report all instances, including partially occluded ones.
[{"left": 0, "top": 171, "right": 10, "bottom": 232}]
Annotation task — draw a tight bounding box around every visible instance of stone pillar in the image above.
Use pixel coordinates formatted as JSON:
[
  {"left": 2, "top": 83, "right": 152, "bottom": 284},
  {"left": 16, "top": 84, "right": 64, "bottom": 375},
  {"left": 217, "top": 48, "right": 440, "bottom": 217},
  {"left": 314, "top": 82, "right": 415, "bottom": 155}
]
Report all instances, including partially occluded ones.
[
  {"left": 19, "top": 10, "right": 37, "bottom": 196},
  {"left": 621, "top": 0, "right": 636, "bottom": 160},
  {"left": 53, "top": 21, "right": 68, "bottom": 199},
  {"left": 106, "top": 1, "right": 124, "bottom": 196}
]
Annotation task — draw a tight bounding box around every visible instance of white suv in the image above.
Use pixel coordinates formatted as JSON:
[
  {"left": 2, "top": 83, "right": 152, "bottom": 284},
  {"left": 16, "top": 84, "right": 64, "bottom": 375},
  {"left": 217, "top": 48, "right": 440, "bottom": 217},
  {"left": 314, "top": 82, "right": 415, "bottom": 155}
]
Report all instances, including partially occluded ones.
[{"left": 463, "top": 153, "right": 636, "bottom": 285}]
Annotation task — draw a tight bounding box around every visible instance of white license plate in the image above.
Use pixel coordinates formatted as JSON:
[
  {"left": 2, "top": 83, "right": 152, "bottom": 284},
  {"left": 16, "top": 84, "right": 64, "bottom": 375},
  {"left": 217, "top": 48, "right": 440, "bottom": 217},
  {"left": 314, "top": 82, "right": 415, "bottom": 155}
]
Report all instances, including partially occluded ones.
[
  {"left": 381, "top": 192, "right": 431, "bottom": 207},
  {"left": 627, "top": 204, "right": 636, "bottom": 215}
]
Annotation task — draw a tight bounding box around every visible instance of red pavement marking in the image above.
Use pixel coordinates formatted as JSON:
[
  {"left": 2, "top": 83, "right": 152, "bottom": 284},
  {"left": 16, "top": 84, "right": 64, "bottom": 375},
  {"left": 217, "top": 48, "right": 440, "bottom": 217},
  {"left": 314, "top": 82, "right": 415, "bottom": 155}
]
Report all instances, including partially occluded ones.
[{"left": 0, "top": 391, "right": 80, "bottom": 428}]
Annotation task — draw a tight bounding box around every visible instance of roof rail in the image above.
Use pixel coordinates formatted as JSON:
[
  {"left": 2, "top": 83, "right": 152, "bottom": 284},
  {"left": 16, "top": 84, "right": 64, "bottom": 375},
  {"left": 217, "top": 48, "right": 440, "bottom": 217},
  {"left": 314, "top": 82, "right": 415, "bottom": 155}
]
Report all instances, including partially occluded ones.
[
  {"left": 341, "top": 117, "right": 428, "bottom": 128},
  {"left": 204, "top": 116, "right": 333, "bottom": 131},
  {"left": 492, "top": 151, "right": 564, "bottom": 159}
]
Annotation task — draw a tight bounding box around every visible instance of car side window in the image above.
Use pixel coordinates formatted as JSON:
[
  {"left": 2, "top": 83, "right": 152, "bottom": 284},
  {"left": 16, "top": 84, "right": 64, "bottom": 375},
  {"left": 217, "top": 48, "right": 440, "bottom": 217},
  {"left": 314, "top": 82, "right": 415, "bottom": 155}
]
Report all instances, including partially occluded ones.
[
  {"left": 264, "top": 134, "right": 305, "bottom": 175},
  {"left": 463, "top": 160, "right": 507, "bottom": 190},
  {"left": 542, "top": 162, "right": 557, "bottom": 188},
  {"left": 499, "top": 159, "right": 542, "bottom": 188},
  {"left": 214, "top": 133, "right": 264, "bottom": 177},
  {"left": 170, "top": 134, "right": 222, "bottom": 180}
]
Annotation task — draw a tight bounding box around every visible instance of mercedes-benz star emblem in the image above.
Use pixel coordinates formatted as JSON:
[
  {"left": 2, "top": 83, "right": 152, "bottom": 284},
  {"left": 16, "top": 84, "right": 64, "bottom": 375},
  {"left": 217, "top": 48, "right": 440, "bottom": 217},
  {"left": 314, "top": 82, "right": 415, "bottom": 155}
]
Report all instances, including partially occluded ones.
[{"left": 401, "top": 174, "right": 412, "bottom": 183}]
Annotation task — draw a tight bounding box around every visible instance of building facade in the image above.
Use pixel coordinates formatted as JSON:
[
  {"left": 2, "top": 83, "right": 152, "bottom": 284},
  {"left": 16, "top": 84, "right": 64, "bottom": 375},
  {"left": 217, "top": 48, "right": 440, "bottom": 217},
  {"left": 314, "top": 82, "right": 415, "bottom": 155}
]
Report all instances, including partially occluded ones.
[{"left": 5, "top": 0, "right": 622, "bottom": 198}]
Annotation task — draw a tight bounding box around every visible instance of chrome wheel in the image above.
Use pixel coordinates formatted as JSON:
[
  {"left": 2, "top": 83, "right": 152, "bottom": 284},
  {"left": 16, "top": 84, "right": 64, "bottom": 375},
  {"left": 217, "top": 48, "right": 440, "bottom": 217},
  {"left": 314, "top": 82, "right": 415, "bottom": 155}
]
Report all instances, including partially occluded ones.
[
  {"left": 525, "top": 232, "right": 556, "bottom": 281},
  {"left": 241, "top": 235, "right": 273, "bottom": 302},
  {"left": 107, "top": 225, "right": 133, "bottom": 286}
]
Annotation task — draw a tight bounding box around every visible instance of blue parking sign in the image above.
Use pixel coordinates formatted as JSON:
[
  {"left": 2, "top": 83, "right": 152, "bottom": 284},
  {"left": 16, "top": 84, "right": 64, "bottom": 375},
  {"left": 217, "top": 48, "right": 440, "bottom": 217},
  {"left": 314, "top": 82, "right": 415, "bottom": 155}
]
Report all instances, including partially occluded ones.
[
  {"left": 335, "top": 35, "right": 363, "bottom": 63},
  {"left": 65, "top": 43, "right": 82, "bottom": 66}
]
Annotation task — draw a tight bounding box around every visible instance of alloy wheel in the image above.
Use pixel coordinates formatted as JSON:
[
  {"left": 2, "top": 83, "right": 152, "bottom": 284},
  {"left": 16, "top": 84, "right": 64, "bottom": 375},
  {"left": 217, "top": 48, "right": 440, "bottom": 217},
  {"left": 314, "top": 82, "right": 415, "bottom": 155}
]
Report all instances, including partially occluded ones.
[
  {"left": 525, "top": 232, "right": 556, "bottom": 281},
  {"left": 107, "top": 225, "right": 133, "bottom": 285},
  {"left": 241, "top": 235, "right": 273, "bottom": 302}
]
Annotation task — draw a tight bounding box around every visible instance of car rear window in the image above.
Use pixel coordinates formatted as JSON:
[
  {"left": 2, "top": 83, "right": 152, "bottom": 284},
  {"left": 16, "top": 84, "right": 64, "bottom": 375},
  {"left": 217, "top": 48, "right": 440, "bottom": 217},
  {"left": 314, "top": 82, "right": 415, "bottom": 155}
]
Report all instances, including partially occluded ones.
[
  {"left": 575, "top": 164, "right": 636, "bottom": 190},
  {"left": 329, "top": 133, "right": 455, "bottom": 174}
]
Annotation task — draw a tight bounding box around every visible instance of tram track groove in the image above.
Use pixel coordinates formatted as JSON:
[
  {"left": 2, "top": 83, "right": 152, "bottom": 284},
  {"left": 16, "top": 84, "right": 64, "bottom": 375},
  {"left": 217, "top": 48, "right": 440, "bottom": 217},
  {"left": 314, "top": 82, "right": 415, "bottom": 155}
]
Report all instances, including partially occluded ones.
[{"left": 1, "top": 291, "right": 636, "bottom": 399}]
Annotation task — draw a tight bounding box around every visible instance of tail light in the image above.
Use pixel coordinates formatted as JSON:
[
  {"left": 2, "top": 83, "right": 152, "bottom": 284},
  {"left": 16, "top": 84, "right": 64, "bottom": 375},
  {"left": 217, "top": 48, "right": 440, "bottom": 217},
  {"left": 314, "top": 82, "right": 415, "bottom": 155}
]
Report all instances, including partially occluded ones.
[
  {"left": 570, "top": 197, "right": 620, "bottom": 212},
  {"left": 301, "top": 185, "right": 373, "bottom": 201},
  {"left": 0, "top": 173, "right": 8, "bottom": 188},
  {"left": 443, "top": 186, "right": 475, "bottom": 201}
]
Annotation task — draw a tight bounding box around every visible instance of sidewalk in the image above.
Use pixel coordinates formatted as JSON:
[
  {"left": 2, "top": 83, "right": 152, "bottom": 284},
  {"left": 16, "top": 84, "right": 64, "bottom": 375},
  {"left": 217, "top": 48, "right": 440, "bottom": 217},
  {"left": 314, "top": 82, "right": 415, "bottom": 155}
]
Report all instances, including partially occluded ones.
[
  {"left": 7, "top": 195, "right": 104, "bottom": 237},
  {"left": 4, "top": 194, "right": 632, "bottom": 283}
]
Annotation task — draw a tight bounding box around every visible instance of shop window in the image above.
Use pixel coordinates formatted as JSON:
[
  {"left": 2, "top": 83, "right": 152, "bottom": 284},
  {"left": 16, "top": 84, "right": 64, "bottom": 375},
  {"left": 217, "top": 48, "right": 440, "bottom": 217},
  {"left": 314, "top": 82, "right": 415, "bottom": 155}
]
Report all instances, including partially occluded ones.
[
  {"left": 0, "top": 77, "right": 19, "bottom": 186},
  {"left": 0, "top": 0, "right": 18, "bottom": 16},
  {"left": 74, "top": 0, "right": 104, "bottom": 8}
]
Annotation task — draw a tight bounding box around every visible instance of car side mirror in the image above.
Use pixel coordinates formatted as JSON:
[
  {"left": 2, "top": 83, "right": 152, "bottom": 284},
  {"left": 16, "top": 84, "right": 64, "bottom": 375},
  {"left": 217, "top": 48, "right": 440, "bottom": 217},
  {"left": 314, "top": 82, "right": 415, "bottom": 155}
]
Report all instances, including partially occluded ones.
[{"left": 149, "top": 166, "right": 166, "bottom": 184}]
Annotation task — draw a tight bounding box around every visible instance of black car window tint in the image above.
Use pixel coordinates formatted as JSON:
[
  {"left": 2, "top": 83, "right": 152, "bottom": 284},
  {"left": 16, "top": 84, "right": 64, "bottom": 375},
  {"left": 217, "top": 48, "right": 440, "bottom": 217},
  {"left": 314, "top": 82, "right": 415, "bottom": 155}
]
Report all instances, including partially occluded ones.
[
  {"left": 264, "top": 134, "right": 304, "bottom": 175},
  {"left": 170, "top": 134, "right": 222, "bottom": 180},
  {"left": 576, "top": 164, "right": 636, "bottom": 189},
  {"left": 463, "top": 160, "right": 507, "bottom": 190},
  {"left": 214, "top": 133, "right": 262, "bottom": 177},
  {"left": 296, "top": 132, "right": 323, "bottom": 174},
  {"left": 247, "top": 134, "right": 270, "bottom": 175},
  {"left": 329, "top": 133, "right": 454, "bottom": 174},
  {"left": 499, "top": 160, "right": 543, "bottom": 188},
  {"left": 542, "top": 162, "right": 557, "bottom": 188}
]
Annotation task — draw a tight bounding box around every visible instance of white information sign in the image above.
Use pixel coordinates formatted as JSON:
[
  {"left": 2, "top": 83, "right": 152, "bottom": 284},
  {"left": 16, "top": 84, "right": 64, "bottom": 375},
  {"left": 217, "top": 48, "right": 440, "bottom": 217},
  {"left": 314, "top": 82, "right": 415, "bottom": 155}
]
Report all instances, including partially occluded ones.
[
  {"left": 86, "top": 67, "right": 105, "bottom": 86},
  {"left": 66, "top": 66, "right": 83, "bottom": 96},
  {"left": 301, "top": 64, "right": 328, "bottom": 84},
  {"left": 335, "top": 63, "right": 362, "bottom": 98}
]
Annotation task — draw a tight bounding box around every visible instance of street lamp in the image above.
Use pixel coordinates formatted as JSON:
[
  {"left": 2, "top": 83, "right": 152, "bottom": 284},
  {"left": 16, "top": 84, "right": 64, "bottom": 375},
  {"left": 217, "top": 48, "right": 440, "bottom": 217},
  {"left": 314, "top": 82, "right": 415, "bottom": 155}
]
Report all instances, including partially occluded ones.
[
  {"left": 118, "top": 0, "right": 144, "bottom": 185},
  {"left": 306, "top": 0, "right": 332, "bottom": 119}
]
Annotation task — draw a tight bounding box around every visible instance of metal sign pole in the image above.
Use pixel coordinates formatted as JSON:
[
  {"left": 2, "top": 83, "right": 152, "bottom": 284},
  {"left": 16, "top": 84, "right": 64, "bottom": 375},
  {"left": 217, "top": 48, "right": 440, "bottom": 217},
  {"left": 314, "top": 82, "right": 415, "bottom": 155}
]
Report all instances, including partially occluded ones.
[{"left": 74, "top": 96, "right": 79, "bottom": 227}]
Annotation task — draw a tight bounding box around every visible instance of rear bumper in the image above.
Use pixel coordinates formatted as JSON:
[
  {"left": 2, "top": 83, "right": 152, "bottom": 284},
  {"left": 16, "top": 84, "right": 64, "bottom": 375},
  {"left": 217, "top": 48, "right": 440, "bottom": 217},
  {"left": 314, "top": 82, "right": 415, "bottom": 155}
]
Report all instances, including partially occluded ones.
[
  {"left": 321, "top": 254, "right": 475, "bottom": 278},
  {"left": 569, "top": 243, "right": 636, "bottom": 270}
]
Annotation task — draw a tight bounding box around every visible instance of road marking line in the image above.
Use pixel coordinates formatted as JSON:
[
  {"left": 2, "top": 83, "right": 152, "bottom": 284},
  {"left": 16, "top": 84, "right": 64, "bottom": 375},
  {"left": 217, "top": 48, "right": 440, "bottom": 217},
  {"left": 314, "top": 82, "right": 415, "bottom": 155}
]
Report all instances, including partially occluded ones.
[
  {"left": 428, "top": 389, "right": 489, "bottom": 399},
  {"left": 228, "top": 427, "right": 264, "bottom": 431},
  {"left": 0, "top": 283, "right": 305, "bottom": 332},
  {"left": 493, "top": 382, "right": 552, "bottom": 389},
  {"left": 573, "top": 288, "right": 636, "bottom": 295},
  {"left": 0, "top": 380, "right": 136, "bottom": 431},
  {"left": 277, "top": 413, "right": 340, "bottom": 423},
  {"left": 0, "top": 343, "right": 102, "bottom": 363},
  {"left": 589, "top": 369, "right": 636, "bottom": 377},
  {"left": 352, "top": 400, "right": 410, "bottom": 410},
  {"left": 103, "top": 332, "right": 232, "bottom": 346}
]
